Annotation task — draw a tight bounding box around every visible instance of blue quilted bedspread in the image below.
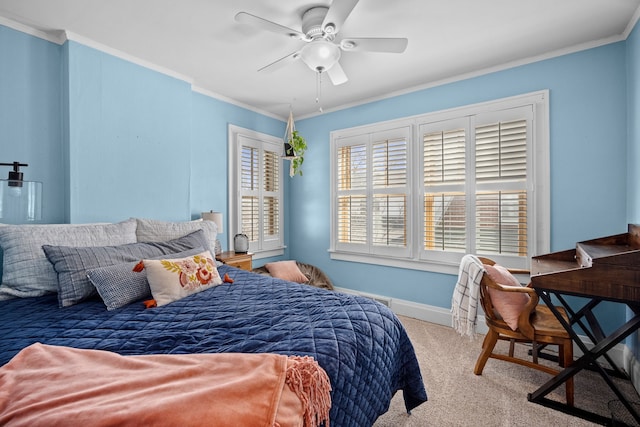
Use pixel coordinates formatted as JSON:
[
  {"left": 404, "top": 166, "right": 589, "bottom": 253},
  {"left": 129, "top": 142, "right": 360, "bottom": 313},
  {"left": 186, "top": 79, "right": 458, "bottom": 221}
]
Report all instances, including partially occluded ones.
[{"left": 0, "top": 265, "right": 427, "bottom": 426}]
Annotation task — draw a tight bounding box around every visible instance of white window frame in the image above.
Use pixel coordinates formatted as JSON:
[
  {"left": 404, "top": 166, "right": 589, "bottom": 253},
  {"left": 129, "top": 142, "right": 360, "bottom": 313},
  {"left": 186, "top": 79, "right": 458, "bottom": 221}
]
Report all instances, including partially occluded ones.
[
  {"left": 228, "top": 124, "right": 285, "bottom": 259},
  {"left": 334, "top": 122, "right": 413, "bottom": 258},
  {"left": 329, "top": 91, "right": 550, "bottom": 275}
]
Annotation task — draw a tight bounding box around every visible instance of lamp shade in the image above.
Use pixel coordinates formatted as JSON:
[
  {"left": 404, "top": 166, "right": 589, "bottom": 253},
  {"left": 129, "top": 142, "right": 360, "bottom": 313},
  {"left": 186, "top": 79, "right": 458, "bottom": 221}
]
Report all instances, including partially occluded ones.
[
  {"left": 0, "top": 179, "right": 42, "bottom": 224},
  {"left": 202, "top": 211, "right": 223, "bottom": 234}
]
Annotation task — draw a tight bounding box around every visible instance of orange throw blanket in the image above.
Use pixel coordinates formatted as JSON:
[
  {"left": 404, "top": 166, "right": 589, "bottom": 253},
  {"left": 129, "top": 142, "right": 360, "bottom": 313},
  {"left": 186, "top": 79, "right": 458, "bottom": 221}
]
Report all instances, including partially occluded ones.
[{"left": 0, "top": 343, "right": 331, "bottom": 427}]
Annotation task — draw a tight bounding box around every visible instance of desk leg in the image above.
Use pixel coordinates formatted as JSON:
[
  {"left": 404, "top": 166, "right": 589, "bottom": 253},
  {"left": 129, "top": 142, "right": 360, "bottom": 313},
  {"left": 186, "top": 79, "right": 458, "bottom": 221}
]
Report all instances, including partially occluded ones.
[
  {"left": 556, "top": 294, "right": 625, "bottom": 377},
  {"left": 529, "top": 291, "right": 640, "bottom": 425}
]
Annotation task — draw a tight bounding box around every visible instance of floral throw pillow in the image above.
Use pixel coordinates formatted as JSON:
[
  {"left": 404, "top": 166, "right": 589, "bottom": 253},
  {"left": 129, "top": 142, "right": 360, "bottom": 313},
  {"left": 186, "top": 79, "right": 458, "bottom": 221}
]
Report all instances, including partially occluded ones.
[{"left": 139, "top": 250, "right": 222, "bottom": 306}]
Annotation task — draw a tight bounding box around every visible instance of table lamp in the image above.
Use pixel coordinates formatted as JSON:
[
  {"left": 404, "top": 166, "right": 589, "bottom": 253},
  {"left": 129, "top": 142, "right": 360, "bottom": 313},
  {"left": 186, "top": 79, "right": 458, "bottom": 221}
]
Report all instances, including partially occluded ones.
[{"left": 202, "top": 211, "right": 223, "bottom": 254}]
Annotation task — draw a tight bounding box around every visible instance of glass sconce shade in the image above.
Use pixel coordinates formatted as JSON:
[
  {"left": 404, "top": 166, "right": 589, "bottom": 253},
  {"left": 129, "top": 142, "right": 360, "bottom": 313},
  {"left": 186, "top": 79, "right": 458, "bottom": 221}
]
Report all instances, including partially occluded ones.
[{"left": 0, "top": 179, "right": 43, "bottom": 224}]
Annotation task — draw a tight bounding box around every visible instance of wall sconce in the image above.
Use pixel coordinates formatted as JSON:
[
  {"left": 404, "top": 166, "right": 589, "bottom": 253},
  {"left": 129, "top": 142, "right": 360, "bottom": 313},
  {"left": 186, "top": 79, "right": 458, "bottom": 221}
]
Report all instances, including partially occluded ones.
[
  {"left": 0, "top": 162, "right": 42, "bottom": 224},
  {"left": 202, "top": 211, "right": 223, "bottom": 255}
]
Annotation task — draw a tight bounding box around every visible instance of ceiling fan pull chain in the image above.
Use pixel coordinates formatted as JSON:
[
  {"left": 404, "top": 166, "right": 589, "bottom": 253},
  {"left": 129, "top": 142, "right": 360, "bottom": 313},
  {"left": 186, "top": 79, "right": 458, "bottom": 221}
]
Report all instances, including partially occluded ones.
[{"left": 316, "top": 71, "right": 324, "bottom": 113}]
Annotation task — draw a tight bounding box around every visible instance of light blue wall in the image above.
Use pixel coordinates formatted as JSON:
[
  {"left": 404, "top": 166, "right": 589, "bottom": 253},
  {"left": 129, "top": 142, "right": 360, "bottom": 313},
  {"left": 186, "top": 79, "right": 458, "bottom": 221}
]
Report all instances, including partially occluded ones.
[
  {"left": 629, "top": 19, "right": 640, "bottom": 224},
  {"left": 65, "top": 41, "right": 193, "bottom": 223},
  {"left": 625, "top": 14, "right": 640, "bottom": 357},
  {"left": 65, "top": 41, "right": 286, "bottom": 227},
  {"left": 294, "top": 41, "right": 630, "bottom": 328},
  {"left": 0, "top": 26, "right": 64, "bottom": 223}
]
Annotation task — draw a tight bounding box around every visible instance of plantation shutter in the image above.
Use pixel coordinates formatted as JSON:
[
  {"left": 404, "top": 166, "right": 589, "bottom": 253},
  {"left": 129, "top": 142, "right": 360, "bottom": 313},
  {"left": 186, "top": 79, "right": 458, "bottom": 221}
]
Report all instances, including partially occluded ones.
[
  {"left": 422, "top": 125, "right": 467, "bottom": 252},
  {"left": 263, "top": 148, "right": 280, "bottom": 242},
  {"left": 240, "top": 145, "right": 259, "bottom": 241},
  {"left": 238, "top": 135, "right": 283, "bottom": 252},
  {"left": 335, "top": 126, "right": 411, "bottom": 256},
  {"left": 337, "top": 144, "right": 367, "bottom": 244},
  {"left": 372, "top": 138, "right": 407, "bottom": 248},
  {"left": 231, "top": 126, "right": 285, "bottom": 258},
  {"left": 475, "top": 117, "right": 529, "bottom": 256}
]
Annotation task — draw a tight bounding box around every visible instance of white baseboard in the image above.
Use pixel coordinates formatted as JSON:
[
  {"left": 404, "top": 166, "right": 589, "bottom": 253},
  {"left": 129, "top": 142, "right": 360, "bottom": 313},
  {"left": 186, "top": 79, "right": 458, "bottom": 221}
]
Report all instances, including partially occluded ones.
[
  {"left": 336, "top": 286, "right": 630, "bottom": 373},
  {"left": 335, "top": 286, "right": 488, "bottom": 331}
]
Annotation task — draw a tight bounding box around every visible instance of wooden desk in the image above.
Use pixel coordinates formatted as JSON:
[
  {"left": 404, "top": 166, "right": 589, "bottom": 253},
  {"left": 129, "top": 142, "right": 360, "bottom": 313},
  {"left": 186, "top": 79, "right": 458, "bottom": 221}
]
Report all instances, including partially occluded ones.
[{"left": 528, "top": 224, "right": 640, "bottom": 425}]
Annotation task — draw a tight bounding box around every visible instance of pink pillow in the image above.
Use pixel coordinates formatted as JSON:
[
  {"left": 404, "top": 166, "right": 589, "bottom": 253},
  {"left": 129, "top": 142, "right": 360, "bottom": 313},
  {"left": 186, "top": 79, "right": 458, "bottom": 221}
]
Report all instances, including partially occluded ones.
[
  {"left": 265, "top": 261, "right": 309, "bottom": 284},
  {"left": 484, "top": 264, "right": 529, "bottom": 331}
]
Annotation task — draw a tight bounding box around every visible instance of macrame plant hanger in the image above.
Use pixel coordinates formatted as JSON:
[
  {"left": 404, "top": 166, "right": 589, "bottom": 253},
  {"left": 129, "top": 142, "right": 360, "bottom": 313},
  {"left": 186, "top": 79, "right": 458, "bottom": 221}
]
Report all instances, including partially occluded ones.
[{"left": 283, "top": 107, "right": 296, "bottom": 177}]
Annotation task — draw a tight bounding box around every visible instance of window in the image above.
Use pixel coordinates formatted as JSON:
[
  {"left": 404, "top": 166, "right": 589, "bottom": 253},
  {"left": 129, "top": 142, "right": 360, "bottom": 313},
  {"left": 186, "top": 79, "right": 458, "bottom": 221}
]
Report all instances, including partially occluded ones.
[
  {"left": 335, "top": 126, "right": 412, "bottom": 258},
  {"left": 330, "top": 92, "right": 549, "bottom": 273},
  {"left": 229, "top": 125, "right": 284, "bottom": 258}
]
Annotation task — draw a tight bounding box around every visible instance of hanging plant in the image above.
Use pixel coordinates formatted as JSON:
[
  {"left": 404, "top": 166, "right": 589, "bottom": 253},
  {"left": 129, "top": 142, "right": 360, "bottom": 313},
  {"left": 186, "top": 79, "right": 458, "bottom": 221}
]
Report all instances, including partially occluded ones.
[
  {"left": 288, "top": 130, "right": 307, "bottom": 176},
  {"left": 284, "top": 110, "right": 307, "bottom": 177}
]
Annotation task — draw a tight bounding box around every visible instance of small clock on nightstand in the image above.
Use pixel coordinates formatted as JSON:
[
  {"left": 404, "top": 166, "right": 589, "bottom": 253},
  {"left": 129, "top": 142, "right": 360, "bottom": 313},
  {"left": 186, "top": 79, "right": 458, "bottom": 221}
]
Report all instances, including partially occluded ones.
[{"left": 216, "top": 251, "right": 253, "bottom": 271}]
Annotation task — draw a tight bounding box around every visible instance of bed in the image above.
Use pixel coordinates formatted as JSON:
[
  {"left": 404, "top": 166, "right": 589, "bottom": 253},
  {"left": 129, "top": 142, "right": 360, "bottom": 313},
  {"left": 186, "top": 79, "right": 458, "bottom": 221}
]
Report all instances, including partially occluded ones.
[{"left": 0, "top": 219, "right": 427, "bottom": 426}]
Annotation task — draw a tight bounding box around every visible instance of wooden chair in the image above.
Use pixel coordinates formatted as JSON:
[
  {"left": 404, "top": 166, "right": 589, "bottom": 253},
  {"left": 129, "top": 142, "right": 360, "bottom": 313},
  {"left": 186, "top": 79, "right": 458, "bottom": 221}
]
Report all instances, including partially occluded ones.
[{"left": 473, "top": 257, "right": 574, "bottom": 406}]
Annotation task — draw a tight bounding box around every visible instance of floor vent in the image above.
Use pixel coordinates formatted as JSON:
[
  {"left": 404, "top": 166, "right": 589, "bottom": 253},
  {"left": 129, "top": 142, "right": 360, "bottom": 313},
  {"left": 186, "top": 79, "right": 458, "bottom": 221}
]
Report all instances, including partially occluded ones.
[
  {"left": 337, "top": 288, "right": 392, "bottom": 307},
  {"left": 369, "top": 296, "right": 392, "bottom": 307}
]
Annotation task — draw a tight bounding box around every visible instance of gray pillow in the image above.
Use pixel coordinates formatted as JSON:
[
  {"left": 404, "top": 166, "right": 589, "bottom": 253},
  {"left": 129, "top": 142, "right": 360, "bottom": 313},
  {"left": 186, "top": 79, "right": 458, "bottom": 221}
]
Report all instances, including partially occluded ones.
[
  {"left": 87, "top": 246, "right": 205, "bottom": 311},
  {"left": 43, "top": 229, "right": 210, "bottom": 308},
  {"left": 0, "top": 219, "right": 137, "bottom": 300},
  {"left": 135, "top": 218, "right": 217, "bottom": 252}
]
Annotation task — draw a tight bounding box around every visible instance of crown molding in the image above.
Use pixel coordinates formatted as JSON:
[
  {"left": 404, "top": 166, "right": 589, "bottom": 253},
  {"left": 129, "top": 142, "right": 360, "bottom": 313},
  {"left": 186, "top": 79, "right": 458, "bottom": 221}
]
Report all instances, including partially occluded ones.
[
  {"left": 296, "top": 33, "right": 627, "bottom": 120},
  {"left": 0, "top": 15, "right": 64, "bottom": 44},
  {"left": 624, "top": 4, "right": 640, "bottom": 39},
  {"left": 191, "top": 86, "right": 285, "bottom": 121},
  {"left": 63, "top": 31, "right": 194, "bottom": 85},
  {"left": 0, "top": 16, "right": 284, "bottom": 122}
]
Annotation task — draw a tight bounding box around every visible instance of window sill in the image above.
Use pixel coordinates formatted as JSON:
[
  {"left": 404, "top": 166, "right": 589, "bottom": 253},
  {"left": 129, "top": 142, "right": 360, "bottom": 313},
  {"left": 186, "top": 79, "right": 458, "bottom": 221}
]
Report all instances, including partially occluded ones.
[
  {"left": 252, "top": 247, "right": 285, "bottom": 260},
  {"left": 329, "top": 250, "right": 460, "bottom": 276}
]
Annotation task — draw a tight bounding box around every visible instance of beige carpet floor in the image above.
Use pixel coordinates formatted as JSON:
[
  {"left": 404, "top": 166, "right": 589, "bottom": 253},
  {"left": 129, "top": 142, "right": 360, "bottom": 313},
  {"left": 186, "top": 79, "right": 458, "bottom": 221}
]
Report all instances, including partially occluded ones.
[{"left": 373, "top": 316, "right": 640, "bottom": 426}]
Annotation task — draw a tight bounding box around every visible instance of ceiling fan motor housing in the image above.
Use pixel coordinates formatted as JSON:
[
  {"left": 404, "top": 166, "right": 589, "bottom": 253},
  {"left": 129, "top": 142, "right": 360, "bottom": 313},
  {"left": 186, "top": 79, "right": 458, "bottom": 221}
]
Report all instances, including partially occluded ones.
[{"left": 302, "top": 7, "right": 331, "bottom": 40}]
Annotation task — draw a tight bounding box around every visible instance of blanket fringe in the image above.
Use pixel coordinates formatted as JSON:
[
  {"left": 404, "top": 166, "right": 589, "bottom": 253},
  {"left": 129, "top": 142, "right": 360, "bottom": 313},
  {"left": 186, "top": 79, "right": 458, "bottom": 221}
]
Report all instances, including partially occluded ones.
[{"left": 284, "top": 356, "right": 332, "bottom": 427}]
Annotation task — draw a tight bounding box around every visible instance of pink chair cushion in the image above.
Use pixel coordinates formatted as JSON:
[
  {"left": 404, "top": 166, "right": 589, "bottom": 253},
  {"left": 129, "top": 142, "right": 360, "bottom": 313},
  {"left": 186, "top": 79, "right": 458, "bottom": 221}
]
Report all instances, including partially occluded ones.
[{"left": 484, "top": 264, "right": 529, "bottom": 331}]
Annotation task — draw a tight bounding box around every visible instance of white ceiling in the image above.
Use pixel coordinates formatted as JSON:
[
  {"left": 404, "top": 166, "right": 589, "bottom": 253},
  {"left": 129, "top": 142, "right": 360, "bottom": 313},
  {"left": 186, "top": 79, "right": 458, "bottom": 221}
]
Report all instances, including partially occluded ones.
[{"left": 1, "top": 0, "right": 639, "bottom": 120}]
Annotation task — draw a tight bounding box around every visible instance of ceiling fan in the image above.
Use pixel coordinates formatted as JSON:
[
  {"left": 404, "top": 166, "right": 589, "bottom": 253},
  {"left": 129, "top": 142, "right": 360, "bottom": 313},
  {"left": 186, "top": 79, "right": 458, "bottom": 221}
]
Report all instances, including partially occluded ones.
[{"left": 235, "top": 0, "right": 408, "bottom": 86}]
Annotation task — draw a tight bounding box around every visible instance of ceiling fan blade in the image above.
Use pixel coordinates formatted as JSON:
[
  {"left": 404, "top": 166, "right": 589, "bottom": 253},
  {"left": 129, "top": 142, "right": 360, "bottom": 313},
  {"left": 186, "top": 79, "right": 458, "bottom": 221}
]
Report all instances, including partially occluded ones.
[
  {"left": 322, "top": 0, "right": 359, "bottom": 35},
  {"left": 327, "top": 62, "right": 348, "bottom": 85},
  {"left": 235, "top": 12, "right": 306, "bottom": 40},
  {"left": 341, "top": 37, "right": 408, "bottom": 53},
  {"left": 258, "top": 51, "right": 301, "bottom": 73}
]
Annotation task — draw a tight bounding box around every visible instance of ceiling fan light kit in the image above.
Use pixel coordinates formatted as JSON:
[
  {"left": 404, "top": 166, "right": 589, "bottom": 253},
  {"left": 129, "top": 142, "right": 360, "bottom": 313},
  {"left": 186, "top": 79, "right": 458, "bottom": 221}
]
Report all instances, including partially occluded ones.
[
  {"left": 235, "top": 0, "right": 408, "bottom": 94},
  {"left": 300, "top": 39, "right": 341, "bottom": 72}
]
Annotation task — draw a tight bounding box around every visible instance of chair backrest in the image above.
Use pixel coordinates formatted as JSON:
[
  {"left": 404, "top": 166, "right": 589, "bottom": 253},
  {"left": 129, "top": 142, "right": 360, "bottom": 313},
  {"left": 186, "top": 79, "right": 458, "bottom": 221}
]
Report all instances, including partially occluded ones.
[{"left": 476, "top": 256, "right": 538, "bottom": 339}]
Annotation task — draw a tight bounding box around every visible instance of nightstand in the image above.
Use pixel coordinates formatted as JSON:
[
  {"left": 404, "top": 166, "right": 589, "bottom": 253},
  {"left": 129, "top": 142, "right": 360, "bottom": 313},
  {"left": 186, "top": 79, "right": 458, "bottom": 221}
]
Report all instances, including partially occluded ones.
[{"left": 216, "top": 251, "right": 253, "bottom": 271}]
